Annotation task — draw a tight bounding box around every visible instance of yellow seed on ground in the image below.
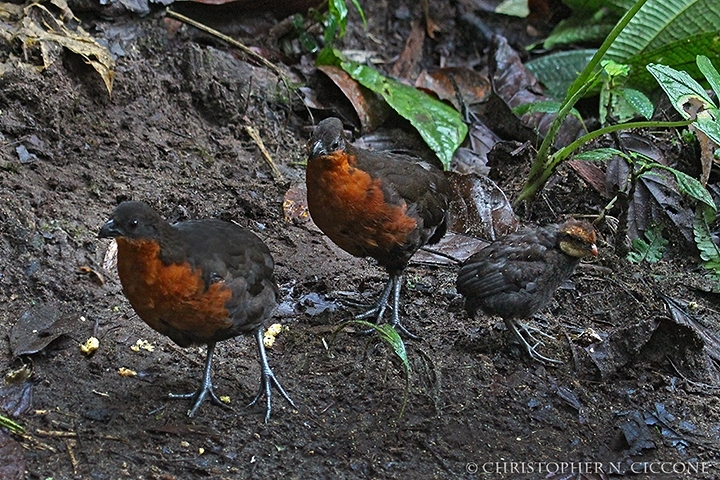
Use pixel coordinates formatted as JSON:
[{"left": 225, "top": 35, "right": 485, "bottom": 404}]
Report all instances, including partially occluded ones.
[
  {"left": 80, "top": 337, "right": 100, "bottom": 355},
  {"left": 130, "top": 339, "right": 155, "bottom": 352}
]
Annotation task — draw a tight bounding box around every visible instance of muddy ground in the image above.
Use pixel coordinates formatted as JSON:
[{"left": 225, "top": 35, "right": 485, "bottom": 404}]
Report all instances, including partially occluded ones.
[{"left": 2, "top": 1, "right": 720, "bottom": 479}]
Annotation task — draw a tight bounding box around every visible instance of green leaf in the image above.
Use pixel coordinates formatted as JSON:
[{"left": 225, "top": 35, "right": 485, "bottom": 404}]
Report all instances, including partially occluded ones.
[
  {"left": 573, "top": 147, "right": 624, "bottom": 162},
  {"left": 316, "top": 45, "right": 340, "bottom": 66},
  {"left": 617, "top": 87, "right": 654, "bottom": 119},
  {"left": 622, "top": 33, "right": 720, "bottom": 89},
  {"left": 648, "top": 59, "right": 720, "bottom": 149},
  {"left": 602, "top": 58, "right": 630, "bottom": 78},
  {"left": 544, "top": 18, "right": 615, "bottom": 50},
  {"left": 328, "top": 0, "right": 349, "bottom": 38},
  {"left": 562, "top": 0, "right": 629, "bottom": 14},
  {"left": 512, "top": 100, "right": 584, "bottom": 123},
  {"left": 349, "top": 0, "right": 367, "bottom": 28},
  {"left": 627, "top": 225, "right": 668, "bottom": 263},
  {"left": 696, "top": 117, "right": 720, "bottom": 145},
  {"left": 537, "top": 0, "right": 720, "bottom": 94},
  {"left": 561, "top": 0, "right": 607, "bottom": 11},
  {"left": 323, "top": 13, "right": 339, "bottom": 45},
  {"left": 602, "top": 88, "right": 640, "bottom": 124},
  {"left": 647, "top": 63, "right": 716, "bottom": 116},
  {"left": 606, "top": 0, "right": 720, "bottom": 63},
  {"left": 526, "top": 49, "right": 597, "bottom": 99},
  {"left": 606, "top": 0, "right": 720, "bottom": 89},
  {"left": 495, "top": 0, "right": 530, "bottom": 17},
  {"left": 299, "top": 31, "right": 320, "bottom": 53},
  {"left": 693, "top": 205, "right": 720, "bottom": 273},
  {"left": 697, "top": 55, "right": 720, "bottom": 101},
  {"left": 655, "top": 165, "right": 717, "bottom": 211},
  {"left": 320, "top": 50, "right": 466, "bottom": 169}
]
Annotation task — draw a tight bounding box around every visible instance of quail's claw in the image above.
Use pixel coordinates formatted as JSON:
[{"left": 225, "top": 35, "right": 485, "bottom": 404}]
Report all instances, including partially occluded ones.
[
  {"left": 353, "top": 275, "right": 419, "bottom": 339},
  {"left": 248, "top": 329, "right": 296, "bottom": 422},
  {"left": 504, "top": 319, "right": 563, "bottom": 365},
  {"left": 167, "top": 342, "right": 233, "bottom": 416}
]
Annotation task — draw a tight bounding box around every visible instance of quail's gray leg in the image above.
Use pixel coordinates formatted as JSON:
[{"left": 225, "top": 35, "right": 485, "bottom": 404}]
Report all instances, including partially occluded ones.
[
  {"left": 248, "top": 329, "right": 296, "bottom": 422},
  {"left": 168, "top": 342, "right": 231, "bottom": 417},
  {"left": 355, "top": 274, "right": 419, "bottom": 339}
]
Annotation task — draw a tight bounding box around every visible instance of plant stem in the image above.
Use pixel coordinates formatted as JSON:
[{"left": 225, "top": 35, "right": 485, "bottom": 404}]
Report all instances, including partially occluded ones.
[
  {"left": 516, "top": 0, "right": 651, "bottom": 207},
  {"left": 515, "top": 119, "right": 692, "bottom": 205}
]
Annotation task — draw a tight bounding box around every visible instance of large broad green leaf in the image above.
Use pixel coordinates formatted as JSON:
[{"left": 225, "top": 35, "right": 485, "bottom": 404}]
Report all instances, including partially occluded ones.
[
  {"left": 526, "top": 50, "right": 597, "bottom": 99},
  {"left": 606, "top": 0, "right": 720, "bottom": 87},
  {"left": 318, "top": 49, "right": 467, "bottom": 169},
  {"left": 647, "top": 61, "right": 720, "bottom": 144},
  {"left": 647, "top": 63, "right": 715, "bottom": 110},
  {"left": 544, "top": 21, "right": 614, "bottom": 50},
  {"left": 533, "top": 0, "right": 720, "bottom": 97},
  {"left": 697, "top": 55, "right": 720, "bottom": 98}
]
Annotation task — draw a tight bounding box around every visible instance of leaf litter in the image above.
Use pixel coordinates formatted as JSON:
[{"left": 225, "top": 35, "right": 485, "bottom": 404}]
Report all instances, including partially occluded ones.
[{"left": 0, "top": 0, "right": 716, "bottom": 478}]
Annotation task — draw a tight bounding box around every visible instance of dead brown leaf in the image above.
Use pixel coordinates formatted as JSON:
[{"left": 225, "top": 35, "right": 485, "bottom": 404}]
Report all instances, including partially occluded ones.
[
  {"left": 9, "top": 304, "right": 80, "bottom": 357},
  {"left": 14, "top": 1, "right": 115, "bottom": 96},
  {"left": 448, "top": 171, "right": 519, "bottom": 241},
  {"left": 317, "top": 65, "right": 390, "bottom": 134},
  {"left": 392, "top": 20, "right": 425, "bottom": 80},
  {"left": 416, "top": 67, "right": 491, "bottom": 113}
]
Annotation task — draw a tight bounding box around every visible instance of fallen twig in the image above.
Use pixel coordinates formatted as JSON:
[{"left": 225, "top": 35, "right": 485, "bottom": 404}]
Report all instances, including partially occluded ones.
[
  {"left": 165, "top": 9, "right": 287, "bottom": 82},
  {"left": 244, "top": 124, "right": 285, "bottom": 183},
  {"left": 65, "top": 439, "right": 79, "bottom": 475},
  {"left": 35, "top": 429, "right": 78, "bottom": 437}
]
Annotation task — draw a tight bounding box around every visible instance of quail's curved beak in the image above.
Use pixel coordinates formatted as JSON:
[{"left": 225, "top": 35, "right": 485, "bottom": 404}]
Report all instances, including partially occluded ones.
[
  {"left": 589, "top": 243, "right": 599, "bottom": 257},
  {"left": 98, "top": 218, "right": 120, "bottom": 239}
]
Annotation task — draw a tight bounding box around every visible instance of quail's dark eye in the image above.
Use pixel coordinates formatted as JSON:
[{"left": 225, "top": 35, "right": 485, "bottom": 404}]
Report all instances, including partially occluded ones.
[
  {"left": 128, "top": 219, "right": 139, "bottom": 230},
  {"left": 329, "top": 139, "right": 340, "bottom": 151}
]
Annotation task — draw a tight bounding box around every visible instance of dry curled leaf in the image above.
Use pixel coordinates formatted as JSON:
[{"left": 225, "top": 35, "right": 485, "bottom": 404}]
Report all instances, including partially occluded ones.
[
  {"left": 15, "top": 2, "right": 115, "bottom": 96},
  {"left": 415, "top": 67, "right": 491, "bottom": 113},
  {"left": 447, "top": 171, "right": 519, "bottom": 241},
  {"left": 317, "top": 64, "right": 390, "bottom": 134},
  {"left": 10, "top": 304, "right": 79, "bottom": 357}
]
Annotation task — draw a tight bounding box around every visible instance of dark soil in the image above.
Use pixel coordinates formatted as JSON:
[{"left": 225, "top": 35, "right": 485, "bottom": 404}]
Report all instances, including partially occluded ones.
[{"left": 2, "top": 2, "right": 720, "bottom": 479}]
